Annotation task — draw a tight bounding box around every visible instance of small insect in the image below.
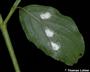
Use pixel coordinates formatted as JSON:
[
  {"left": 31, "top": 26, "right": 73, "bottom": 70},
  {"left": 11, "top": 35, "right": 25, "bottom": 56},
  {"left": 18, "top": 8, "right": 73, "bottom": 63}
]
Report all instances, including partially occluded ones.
[
  {"left": 40, "top": 12, "right": 51, "bottom": 20},
  {"left": 45, "top": 28, "right": 54, "bottom": 37},
  {"left": 51, "top": 41, "right": 61, "bottom": 51}
]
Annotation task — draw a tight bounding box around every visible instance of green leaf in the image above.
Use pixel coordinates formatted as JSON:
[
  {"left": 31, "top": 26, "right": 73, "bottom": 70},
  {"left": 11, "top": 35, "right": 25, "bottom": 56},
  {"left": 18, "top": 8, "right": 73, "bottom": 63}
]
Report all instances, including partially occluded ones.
[{"left": 19, "top": 5, "right": 85, "bottom": 66}]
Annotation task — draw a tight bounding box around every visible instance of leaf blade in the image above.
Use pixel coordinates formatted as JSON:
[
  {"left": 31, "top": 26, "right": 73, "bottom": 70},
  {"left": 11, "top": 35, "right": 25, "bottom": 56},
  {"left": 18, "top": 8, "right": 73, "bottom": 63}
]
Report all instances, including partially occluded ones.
[{"left": 19, "top": 5, "right": 85, "bottom": 66}]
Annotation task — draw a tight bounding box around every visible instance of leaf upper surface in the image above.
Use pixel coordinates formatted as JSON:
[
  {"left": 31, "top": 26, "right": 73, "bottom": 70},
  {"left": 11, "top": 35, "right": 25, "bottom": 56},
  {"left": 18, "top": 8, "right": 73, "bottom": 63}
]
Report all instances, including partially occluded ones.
[{"left": 19, "top": 5, "right": 85, "bottom": 66}]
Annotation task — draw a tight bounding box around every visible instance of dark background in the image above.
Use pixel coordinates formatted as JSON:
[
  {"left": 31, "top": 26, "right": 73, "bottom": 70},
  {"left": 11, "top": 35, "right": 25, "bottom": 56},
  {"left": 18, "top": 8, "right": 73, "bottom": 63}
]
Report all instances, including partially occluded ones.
[{"left": 0, "top": 0, "right": 89, "bottom": 72}]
